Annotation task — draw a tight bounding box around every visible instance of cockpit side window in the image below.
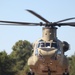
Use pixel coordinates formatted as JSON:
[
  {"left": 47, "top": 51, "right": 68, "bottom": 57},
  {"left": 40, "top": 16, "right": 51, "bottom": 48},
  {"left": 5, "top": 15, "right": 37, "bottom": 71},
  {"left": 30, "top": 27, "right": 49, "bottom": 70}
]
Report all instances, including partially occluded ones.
[
  {"left": 51, "top": 42, "right": 57, "bottom": 48},
  {"left": 41, "top": 43, "right": 45, "bottom": 47},
  {"left": 35, "top": 49, "right": 38, "bottom": 55},
  {"left": 38, "top": 42, "right": 45, "bottom": 48}
]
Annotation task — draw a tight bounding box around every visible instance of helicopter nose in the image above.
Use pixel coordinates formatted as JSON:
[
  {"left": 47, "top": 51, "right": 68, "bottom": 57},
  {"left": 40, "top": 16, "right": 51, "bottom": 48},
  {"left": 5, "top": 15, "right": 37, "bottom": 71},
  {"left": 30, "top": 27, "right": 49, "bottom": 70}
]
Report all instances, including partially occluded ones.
[{"left": 38, "top": 48, "right": 57, "bottom": 56}]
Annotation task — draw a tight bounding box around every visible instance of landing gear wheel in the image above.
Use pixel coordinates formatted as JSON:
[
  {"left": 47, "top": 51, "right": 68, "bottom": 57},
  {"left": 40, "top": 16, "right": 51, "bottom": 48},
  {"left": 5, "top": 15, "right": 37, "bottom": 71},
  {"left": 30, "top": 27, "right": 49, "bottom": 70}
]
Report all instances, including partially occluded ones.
[
  {"left": 63, "top": 72, "right": 69, "bottom": 75},
  {"left": 48, "top": 69, "right": 51, "bottom": 75}
]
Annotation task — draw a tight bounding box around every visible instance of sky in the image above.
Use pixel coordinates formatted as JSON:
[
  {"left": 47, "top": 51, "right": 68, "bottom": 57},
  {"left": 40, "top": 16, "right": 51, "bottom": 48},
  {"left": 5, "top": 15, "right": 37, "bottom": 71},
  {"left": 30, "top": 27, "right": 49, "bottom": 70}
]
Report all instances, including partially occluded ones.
[{"left": 0, "top": 0, "right": 75, "bottom": 56}]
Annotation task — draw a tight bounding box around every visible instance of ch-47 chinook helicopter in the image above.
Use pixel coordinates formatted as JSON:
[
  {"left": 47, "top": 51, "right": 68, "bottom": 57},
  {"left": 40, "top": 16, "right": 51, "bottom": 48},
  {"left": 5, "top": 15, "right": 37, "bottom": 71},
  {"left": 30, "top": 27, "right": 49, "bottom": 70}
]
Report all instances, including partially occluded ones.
[{"left": 0, "top": 9, "right": 75, "bottom": 75}]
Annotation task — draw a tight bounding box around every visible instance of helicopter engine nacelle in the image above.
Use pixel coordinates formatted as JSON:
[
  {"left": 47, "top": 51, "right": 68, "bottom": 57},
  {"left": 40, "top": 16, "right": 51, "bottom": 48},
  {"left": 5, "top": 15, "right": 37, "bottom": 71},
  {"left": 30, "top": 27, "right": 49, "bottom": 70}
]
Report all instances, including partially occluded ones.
[{"left": 62, "top": 41, "right": 70, "bottom": 52}]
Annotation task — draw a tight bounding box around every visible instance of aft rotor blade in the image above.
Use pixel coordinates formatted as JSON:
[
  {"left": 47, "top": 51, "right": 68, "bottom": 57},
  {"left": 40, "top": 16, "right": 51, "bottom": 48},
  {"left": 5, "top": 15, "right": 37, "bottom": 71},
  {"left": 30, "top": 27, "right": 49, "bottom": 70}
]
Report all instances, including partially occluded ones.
[
  {"left": 26, "top": 9, "right": 50, "bottom": 23},
  {"left": 57, "top": 22, "right": 75, "bottom": 27},
  {"left": 56, "top": 17, "right": 75, "bottom": 23},
  {"left": 0, "top": 20, "right": 41, "bottom": 26}
]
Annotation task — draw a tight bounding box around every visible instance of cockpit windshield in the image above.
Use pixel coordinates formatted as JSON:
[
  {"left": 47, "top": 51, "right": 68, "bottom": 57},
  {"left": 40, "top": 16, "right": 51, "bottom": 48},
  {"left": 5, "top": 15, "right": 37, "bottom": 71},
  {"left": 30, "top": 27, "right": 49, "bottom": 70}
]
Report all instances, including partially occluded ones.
[
  {"left": 38, "top": 42, "right": 50, "bottom": 48},
  {"left": 46, "top": 43, "right": 50, "bottom": 47},
  {"left": 37, "top": 40, "right": 58, "bottom": 48}
]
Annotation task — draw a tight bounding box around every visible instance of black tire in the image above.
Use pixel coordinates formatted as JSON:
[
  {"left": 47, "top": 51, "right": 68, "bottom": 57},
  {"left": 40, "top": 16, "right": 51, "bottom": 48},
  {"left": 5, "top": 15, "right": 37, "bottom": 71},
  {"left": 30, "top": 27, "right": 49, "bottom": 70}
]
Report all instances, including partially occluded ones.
[
  {"left": 48, "top": 69, "right": 51, "bottom": 75},
  {"left": 63, "top": 72, "right": 69, "bottom": 75}
]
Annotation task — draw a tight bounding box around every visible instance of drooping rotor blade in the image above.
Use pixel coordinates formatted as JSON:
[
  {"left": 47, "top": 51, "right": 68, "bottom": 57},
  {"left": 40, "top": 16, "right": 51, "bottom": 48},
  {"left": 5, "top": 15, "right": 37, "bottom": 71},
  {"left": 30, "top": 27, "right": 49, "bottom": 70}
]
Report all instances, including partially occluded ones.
[
  {"left": 0, "top": 23, "right": 16, "bottom": 25},
  {"left": 56, "top": 17, "right": 75, "bottom": 23},
  {"left": 56, "top": 22, "right": 75, "bottom": 27},
  {"left": 0, "top": 20, "right": 42, "bottom": 26},
  {"left": 26, "top": 9, "right": 50, "bottom": 23},
  {"left": 0, "top": 23, "right": 38, "bottom": 26}
]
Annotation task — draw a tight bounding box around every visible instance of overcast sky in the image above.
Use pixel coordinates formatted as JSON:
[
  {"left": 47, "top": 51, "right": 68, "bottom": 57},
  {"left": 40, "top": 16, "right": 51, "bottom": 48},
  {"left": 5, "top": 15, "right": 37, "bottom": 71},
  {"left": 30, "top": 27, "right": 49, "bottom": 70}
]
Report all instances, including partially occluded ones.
[{"left": 0, "top": 0, "right": 75, "bottom": 56}]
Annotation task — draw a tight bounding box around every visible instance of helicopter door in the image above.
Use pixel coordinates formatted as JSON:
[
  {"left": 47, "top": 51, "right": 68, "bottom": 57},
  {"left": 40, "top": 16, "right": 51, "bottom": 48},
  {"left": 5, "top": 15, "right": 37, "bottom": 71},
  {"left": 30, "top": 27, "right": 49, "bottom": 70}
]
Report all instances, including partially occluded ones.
[{"left": 35, "top": 42, "right": 45, "bottom": 55}]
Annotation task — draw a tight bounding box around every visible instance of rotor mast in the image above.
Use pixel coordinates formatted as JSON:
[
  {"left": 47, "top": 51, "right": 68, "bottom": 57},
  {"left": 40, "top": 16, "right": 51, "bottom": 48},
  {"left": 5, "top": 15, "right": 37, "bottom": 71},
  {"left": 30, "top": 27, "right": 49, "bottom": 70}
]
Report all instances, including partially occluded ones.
[{"left": 42, "top": 27, "right": 57, "bottom": 41}]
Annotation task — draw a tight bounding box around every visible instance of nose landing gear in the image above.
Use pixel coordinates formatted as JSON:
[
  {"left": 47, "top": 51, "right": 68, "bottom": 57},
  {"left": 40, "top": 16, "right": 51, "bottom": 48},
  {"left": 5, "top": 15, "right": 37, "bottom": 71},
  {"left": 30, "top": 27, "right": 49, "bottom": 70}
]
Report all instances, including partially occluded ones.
[{"left": 48, "top": 67, "right": 51, "bottom": 75}]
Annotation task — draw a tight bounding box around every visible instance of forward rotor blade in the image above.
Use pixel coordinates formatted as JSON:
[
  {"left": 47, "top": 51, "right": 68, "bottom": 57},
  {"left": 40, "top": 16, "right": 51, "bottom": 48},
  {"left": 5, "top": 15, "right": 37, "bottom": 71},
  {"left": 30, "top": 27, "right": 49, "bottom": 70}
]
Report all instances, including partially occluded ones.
[
  {"left": 56, "top": 17, "right": 75, "bottom": 23},
  {"left": 0, "top": 23, "right": 38, "bottom": 26},
  {"left": 26, "top": 9, "right": 50, "bottom": 23},
  {"left": 0, "top": 20, "right": 41, "bottom": 26}
]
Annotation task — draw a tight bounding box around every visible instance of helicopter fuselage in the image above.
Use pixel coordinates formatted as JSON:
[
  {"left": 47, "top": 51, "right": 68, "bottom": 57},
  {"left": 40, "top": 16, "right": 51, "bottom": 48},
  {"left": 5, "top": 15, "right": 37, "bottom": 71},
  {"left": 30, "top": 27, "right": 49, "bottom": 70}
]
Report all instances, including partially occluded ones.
[
  {"left": 28, "top": 39, "right": 69, "bottom": 75},
  {"left": 28, "top": 27, "right": 69, "bottom": 75}
]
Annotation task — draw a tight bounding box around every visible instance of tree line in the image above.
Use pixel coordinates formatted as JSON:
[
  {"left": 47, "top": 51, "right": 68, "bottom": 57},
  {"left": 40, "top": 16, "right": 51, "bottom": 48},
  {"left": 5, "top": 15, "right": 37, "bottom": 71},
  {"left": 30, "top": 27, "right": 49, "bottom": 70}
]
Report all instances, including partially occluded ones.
[
  {"left": 0, "top": 40, "right": 32, "bottom": 75},
  {"left": 0, "top": 40, "right": 75, "bottom": 75}
]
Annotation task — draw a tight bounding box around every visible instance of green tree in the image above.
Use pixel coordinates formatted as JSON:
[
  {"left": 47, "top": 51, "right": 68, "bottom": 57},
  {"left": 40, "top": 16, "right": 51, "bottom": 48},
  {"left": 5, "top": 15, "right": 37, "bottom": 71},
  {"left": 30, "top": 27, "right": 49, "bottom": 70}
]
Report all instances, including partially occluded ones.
[
  {"left": 10, "top": 40, "right": 32, "bottom": 74},
  {"left": 69, "top": 53, "right": 75, "bottom": 75},
  {"left": 0, "top": 51, "right": 15, "bottom": 75}
]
